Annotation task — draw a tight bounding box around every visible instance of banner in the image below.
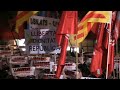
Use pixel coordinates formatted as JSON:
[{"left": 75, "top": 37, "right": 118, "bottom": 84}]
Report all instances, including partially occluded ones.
[
  {"left": 25, "top": 16, "right": 61, "bottom": 54},
  {"left": 10, "top": 56, "right": 28, "bottom": 65},
  {"left": 12, "top": 67, "right": 35, "bottom": 77},
  {"left": 29, "top": 16, "right": 59, "bottom": 30}
]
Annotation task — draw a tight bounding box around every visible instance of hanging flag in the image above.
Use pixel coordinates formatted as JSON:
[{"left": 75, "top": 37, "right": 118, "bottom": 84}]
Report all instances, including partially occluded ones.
[
  {"left": 90, "top": 11, "right": 112, "bottom": 77},
  {"left": 56, "top": 11, "right": 78, "bottom": 46},
  {"left": 101, "top": 25, "right": 114, "bottom": 78},
  {"left": 101, "top": 24, "right": 115, "bottom": 78},
  {"left": 108, "top": 40, "right": 115, "bottom": 76},
  {"left": 107, "top": 11, "right": 120, "bottom": 77},
  {"left": 15, "top": 11, "right": 38, "bottom": 33},
  {"left": 114, "top": 11, "right": 120, "bottom": 43},
  {"left": 90, "top": 23, "right": 106, "bottom": 77},
  {"left": 55, "top": 35, "right": 68, "bottom": 78},
  {"left": 55, "top": 11, "right": 78, "bottom": 79},
  {"left": 102, "top": 11, "right": 119, "bottom": 77},
  {"left": 70, "top": 11, "right": 112, "bottom": 46},
  {"left": 91, "top": 11, "right": 117, "bottom": 78},
  {"left": 90, "top": 12, "right": 115, "bottom": 77},
  {"left": 100, "top": 24, "right": 110, "bottom": 72}
]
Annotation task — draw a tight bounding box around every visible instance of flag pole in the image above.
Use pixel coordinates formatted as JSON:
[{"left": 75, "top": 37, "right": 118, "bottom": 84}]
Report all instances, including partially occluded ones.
[
  {"left": 75, "top": 12, "right": 79, "bottom": 79},
  {"left": 116, "top": 40, "right": 118, "bottom": 55},
  {"left": 106, "top": 23, "right": 112, "bottom": 79},
  {"left": 81, "top": 46, "right": 84, "bottom": 64},
  {"left": 75, "top": 34, "right": 79, "bottom": 79},
  {"left": 116, "top": 40, "right": 119, "bottom": 79}
]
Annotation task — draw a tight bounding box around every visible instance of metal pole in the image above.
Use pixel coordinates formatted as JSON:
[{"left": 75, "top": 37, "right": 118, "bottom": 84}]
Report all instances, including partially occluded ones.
[
  {"left": 75, "top": 34, "right": 79, "bottom": 79},
  {"left": 106, "top": 23, "right": 112, "bottom": 79}
]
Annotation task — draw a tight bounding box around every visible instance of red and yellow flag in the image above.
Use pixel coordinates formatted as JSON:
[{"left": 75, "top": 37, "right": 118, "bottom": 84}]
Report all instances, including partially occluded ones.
[
  {"left": 15, "top": 11, "right": 38, "bottom": 33},
  {"left": 69, "top": 11, "right": 112, "bottom": 46}
]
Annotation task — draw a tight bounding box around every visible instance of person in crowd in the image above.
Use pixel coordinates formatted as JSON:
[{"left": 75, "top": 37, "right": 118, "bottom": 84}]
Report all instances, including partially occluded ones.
[
  {"left": 64, "top": 69, "right": 82, "bottom": 79},
  {"left": 0, "top": 61, "right": 12, "bottom": 79},
  {"left": 78, "top": 60, "right": 91, "bottom": 77}
]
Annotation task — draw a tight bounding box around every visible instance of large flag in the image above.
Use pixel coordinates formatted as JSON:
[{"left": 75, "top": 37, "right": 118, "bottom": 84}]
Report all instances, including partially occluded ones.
[
  {"left": 55, "top": 11, "right": 78, "bottom": 79},
  {"left": 90, "top": 11, "right": 112, "bottom": 77},
  {"left": 107, "top": 11, "right": 120, "bottom": 76},
  {"left": 90, "top": 23, "right": 114, "bottom": 78},
  {"left": 15, "top": 11, "right": 38, "bottom": 33},
  {"left": 99, "top": 24, "right": 115, "bottom": 78},
  {"left": 90, "top": 11, "right": 118, "bottom": 78},
  {"left": 70, "top": 11, "right": 112, "bottom": 46},
  {"left": 102, "top": 24, "right": 115, "bottom": 78},
  {"left": 104, "top": 11, "right": 120, "bottom": 77}
]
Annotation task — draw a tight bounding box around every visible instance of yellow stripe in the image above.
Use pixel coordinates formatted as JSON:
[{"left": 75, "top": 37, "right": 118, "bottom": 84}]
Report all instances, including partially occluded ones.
[
  {"left": 87, "top": 18, "right": 111, "bottom": 23},
  {"left": 16, "top": 11, "right": 38, "bottom": 27},
  {"left": 78, "top": 11, "right": 112, "bottom": 27},
  {"left": 77, "top": 22, "right": 94, "bottom": 36},
  {"left": 70, "top": 22, "right": 94, "bottom": 46},
  {"left": 16, "top": 11, "right": 38, "bottom": 33},
  {"left": 87, "top": 11, "right": 111, "bottom": 22},
  {"left": 78, "top": 17, "right": 111, "bottom": 27},
  {"left": 69, "top": 11, "right": 112, "bottom": 46}
]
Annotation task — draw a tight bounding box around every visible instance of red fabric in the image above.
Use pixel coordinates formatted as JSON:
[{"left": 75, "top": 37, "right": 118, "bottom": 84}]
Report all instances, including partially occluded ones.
[
  {"left": 90, "top": 23, "right": 106, "bottom": 77},
  {"left": 90, "top": 23, "right": 114, "bottom": 78},
  {"left": 56, "top": 11, "right": 78, "bottom": 46},
  {"left": 55, "top": 65, "right": 64, "bottom": 79},
  {"left": 16, "top": 11, "right": 30, "bottom": 20},
  {"left": 90, "top": 49, "right": 103, "bottom": 77},
  {"left": 104, "top": 11, "right": 118, "bottom": 77},
  {"left": 99, "top": 12, "right": 117, "bottom": 77},
  {"left": 103, "top": 12, "right": 117, "bottom": 49},
  {"left": 103, "top": 24, "right": 109, "bottom": 49},
  {"left": 17, "top": 24, "right": 25, "bottom": 38},
  {"left": 105, "top": 11, "right": 120, "bottom": 77},
  {"left": 101, "top": 41, "right": 115, "bottom": 77},
  {"left": 108, "top": 41, "right": 115, "bottom": 76},
  {"left": 90, "top": 23, "right": 99, "bottom": 35},
  {"left": 101, "top": 48, "right": 107, "bottom": 71},
  {"left": 55, "top": 36, "right": 68, "bottom": 78},
  {"left": 55, "top": 11, "right": 78, "bottom": 79},
  {"left": 80, "top": 12, "right": 106, "bottom": 23},
  {"left": 102, "top": 24, "right": 115, "bottom": 77},
  {"left": 96, "top": 23, "right": 105, "bottom": 48},
  {"left": 0, "top": 28, "right": 24, "bottom": 40},
  {"left": 0, "top": 18, "right": 25, "bottom": 40},
  {"left": 114, "top": 11, "right": 120, "bottom": 42}
]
